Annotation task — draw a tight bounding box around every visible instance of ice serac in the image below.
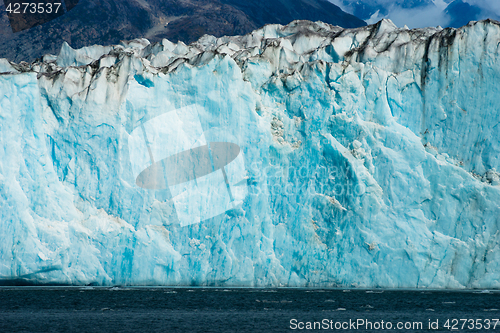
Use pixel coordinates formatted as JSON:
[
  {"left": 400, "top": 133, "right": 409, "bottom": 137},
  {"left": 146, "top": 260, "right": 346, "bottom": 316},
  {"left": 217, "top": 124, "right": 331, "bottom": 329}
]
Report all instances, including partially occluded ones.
[{"left": 1, "top": 19, "right": 500, "bottom": 288}]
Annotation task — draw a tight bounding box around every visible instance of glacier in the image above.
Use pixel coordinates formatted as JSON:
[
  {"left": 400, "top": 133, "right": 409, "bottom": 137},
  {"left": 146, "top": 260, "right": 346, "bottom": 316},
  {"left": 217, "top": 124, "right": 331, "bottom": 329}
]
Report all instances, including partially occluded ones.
[{"left": 1, "top": 19, "right": 500, "bottom": 288}]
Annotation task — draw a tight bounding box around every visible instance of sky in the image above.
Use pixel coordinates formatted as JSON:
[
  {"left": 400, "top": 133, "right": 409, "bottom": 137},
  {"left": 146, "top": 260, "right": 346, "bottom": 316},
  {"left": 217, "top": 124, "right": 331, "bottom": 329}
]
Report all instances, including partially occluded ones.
[{"left": 329, "top": 0, "right": 500, "bottom": 28}]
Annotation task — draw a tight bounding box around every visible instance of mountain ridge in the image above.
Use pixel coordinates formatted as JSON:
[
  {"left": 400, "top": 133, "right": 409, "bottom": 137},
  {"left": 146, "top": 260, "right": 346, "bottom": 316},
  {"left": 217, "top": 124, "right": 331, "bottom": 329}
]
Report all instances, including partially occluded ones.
[{"left": 0, "top": 0, "right": 365, "bottom": 62}]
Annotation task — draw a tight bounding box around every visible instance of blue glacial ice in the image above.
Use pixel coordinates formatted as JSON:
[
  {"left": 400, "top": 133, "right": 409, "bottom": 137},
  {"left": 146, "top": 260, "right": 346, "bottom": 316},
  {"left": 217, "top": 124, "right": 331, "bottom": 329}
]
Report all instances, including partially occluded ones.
[{"left": 1, "top": 19, "right": 500, "bottom": 288}]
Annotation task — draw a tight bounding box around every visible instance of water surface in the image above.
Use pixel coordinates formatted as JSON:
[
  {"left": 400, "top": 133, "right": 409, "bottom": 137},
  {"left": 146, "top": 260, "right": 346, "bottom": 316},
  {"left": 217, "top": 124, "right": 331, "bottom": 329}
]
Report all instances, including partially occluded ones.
[{"left": 1, "top": 287, "right": 499, "bottom": 332}]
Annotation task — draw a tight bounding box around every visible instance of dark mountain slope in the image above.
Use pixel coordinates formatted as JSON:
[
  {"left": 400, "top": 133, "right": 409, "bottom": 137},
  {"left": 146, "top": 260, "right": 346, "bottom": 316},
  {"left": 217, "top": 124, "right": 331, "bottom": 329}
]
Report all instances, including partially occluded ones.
[
  {"left": 445, "top": 0, "right": 482, "bottom": 28},
  {"left": 0, "top": 0, "right": 365, "bottom": 62},
  {"left": 219, "top": 0, "right": 365, "bottom": 28}
]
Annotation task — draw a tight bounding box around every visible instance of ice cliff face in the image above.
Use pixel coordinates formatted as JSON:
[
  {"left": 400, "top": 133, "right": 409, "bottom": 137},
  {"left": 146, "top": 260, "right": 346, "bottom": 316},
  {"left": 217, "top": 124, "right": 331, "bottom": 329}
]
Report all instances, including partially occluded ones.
[{"left": 1, "top": 19, "right": 500, "bottom": 288}]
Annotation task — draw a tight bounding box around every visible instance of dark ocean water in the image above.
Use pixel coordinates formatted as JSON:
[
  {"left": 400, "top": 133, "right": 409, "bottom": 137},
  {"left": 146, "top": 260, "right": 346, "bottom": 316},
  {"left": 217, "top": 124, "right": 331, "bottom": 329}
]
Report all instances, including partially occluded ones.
[{"left": 0, "top": 287, "right": 499, "bottom": 332}]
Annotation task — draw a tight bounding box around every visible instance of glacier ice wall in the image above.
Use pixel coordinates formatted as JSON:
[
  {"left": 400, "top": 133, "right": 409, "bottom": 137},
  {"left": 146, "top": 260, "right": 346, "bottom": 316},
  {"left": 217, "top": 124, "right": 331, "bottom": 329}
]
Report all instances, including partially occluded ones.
[{"left": 1, "top": 19, "right": 500, "bottom": 288}]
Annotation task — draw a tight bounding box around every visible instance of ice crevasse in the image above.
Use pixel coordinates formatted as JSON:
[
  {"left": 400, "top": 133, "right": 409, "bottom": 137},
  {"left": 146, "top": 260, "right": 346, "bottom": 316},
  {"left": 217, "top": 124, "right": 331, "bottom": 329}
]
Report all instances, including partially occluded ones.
[{"left": 1, "top": 19, "right": 500, "bottom": 288}]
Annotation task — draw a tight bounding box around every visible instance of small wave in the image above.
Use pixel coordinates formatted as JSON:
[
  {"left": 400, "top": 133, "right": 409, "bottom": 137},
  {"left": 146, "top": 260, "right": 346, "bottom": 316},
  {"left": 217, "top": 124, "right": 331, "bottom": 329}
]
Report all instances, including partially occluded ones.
[
  {"left": 475, "top": 290, "right": 490, "bottom": 294},
  {"left": 426, "top": 309, "right": 435, "bottom": 311},
  {"left": 164, "top": 291, "right": 177, "bottom": 294},
  {"left": 442, "top": 301, "right": 456, "bottom": 304},
  {"left": 336, "top": 308, "right": 346, "bottom": 311},
  {"left": 484, "top": 309, "right": 499, "bottom": 312},
  {"left": 324, "top": 299, "right": 335, "bottom": 303},
  {"left": 366, "top": 290, "right": 384, "bottom": 294}
]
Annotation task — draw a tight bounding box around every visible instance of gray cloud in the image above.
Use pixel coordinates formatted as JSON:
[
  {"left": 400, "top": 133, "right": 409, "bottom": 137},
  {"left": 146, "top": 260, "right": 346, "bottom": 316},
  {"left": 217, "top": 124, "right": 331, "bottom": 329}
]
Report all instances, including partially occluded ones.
[
  {"left": 464, "top": 0, "right": 500, "bottom": 18},
  {"left": 380, "top": 4, "right": 450, "bottom": 28},
  {"left": 330, "top": 0, "right": 500, "bottom": 29}
]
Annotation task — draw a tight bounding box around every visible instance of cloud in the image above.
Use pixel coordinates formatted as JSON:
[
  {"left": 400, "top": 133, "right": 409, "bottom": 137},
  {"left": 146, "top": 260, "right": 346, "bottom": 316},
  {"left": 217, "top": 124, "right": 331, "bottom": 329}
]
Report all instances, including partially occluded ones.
[
  {"left": 464, "top": 0, "right": 500, "bottom": 19},
  {"left": 382, "top": 4, "right": 451, "bottom": 28},
  {"left": 330, "top": 0, "right": 500, "bottom": 29},
  {"left": 328, "top": 0, "right": 351, "bottom": 13}
]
